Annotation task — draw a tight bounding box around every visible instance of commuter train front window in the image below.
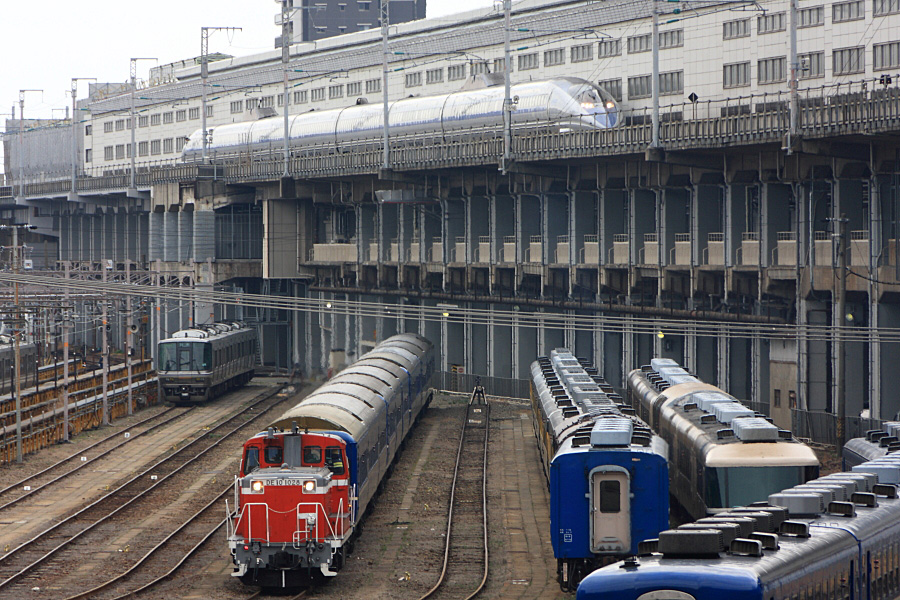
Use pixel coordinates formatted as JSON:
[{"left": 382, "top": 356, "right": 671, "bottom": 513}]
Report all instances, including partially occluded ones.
[{"left": 158, "top": 341, "right": 212, "bottom": 371}]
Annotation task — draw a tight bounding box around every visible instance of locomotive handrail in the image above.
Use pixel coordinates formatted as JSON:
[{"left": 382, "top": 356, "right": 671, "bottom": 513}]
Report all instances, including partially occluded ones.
[{"left": 230, "top": 498, "right": 345, "bottom": 545}]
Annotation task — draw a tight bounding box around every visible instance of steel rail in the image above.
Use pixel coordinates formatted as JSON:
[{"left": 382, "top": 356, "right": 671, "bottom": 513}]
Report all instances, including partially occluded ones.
[
  {"left": 418, "top": 390, "right": 490, "bottom": 600},
  {"left": 0, "top": 386, "right": 284, "bottom": 591},
  {"left": 0, "top": 406, "right": 189, "bottom": 512}
]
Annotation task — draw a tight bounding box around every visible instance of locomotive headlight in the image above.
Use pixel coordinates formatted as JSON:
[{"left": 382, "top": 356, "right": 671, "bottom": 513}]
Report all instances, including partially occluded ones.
[
  {"left": 605, "top": 101, "right": 616, "bottom": 109},
  {"left": 303, "top": 480, "right": 316, "bottom": 493},
  {"left": 580, "top": 102, "right": 595, "bottom": 109},
  {"left": 250, "top": 480, "right": 264, "bottom": 493}
]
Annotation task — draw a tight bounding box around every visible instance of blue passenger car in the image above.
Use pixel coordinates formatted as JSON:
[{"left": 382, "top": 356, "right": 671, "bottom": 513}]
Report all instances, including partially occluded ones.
[
  {"left": 531, "top": 350, "right": 668, "bottom": 591},
  {"left": 577, "top": 454, "right": 900, "bottom": 600}
]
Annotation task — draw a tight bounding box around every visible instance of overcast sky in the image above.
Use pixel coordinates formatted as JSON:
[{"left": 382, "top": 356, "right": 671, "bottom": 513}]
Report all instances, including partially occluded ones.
[{"left": 0, "top": 0, "right": 497, "bottom": 174}]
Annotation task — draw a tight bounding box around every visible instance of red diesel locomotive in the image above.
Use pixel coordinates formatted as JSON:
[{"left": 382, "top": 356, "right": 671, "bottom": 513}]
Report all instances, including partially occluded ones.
[{"left": 227, "top": 333, "right": 435, "bottom": 588}]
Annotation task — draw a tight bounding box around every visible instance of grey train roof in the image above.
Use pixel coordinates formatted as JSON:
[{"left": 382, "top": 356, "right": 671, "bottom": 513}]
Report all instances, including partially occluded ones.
[{"left": 269, "top": 333, "right": 432, "bottom": 437}]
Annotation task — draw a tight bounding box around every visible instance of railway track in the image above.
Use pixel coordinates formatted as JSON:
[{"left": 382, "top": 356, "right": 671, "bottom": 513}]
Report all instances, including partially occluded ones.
[
  {"left": 0, "top": 405, "right": 190, "bottom": 511},
  {"left": 419, "top": 386, "right": 490, "bottom": 600},
  {"left": 0, "top": 385, "right": 292, "bottom": 597}
]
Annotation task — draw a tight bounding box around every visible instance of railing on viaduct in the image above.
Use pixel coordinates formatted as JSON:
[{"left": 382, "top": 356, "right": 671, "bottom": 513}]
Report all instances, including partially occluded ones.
[{"left": 5, "top": 78, "right": 900, "bottom": 199}]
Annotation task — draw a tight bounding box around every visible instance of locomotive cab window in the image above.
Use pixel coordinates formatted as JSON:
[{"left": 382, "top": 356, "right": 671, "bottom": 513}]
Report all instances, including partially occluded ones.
[
  {"left": 264, "top": 446, "right": 283, "bottom": 465},
  {"left": 303, "top": 445, "right": 322, "bottom": 465},
  {"left": 325, "top": 446, "right": 345, "bottom": 475},
  {"left": 243, "top": 447, "right": 260, "bottom": 474}
]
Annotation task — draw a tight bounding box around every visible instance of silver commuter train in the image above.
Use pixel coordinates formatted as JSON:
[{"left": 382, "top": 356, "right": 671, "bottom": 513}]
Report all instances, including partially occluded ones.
[
  {"left": 157, "top": 322, "right": 256, "bottom": 403},
  {"left": 628, "top": 358, "right": 819, "bottom": 520},
  {"left": 843, "top": 422, "right": 900, "bottom": 469},
  {"left": 182, "top": 77, "right": 618, "bottom": 160}
]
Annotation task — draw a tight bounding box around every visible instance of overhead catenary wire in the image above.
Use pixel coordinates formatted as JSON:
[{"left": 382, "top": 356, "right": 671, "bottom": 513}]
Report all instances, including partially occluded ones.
[{"left": 0, "top": 271, "right": 891, "bottom": 345}]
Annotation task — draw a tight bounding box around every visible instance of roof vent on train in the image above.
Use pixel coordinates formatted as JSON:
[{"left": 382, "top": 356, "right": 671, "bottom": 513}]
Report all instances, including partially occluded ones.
[
  {"left": 853, "top": 461, "right": 900, "bottom": 484},
  {"left": 650, "top": 358, "right": 680, "bottom": 371},
  {"left": 657, "top": 529, "right": 724, "bottom": 557},
  {"left": 714, "top": 403, "right": 756, "bottom": 424},
  {"left": 768, "top": 492, "right": 825, "bottom": 516},
  {"left": 820, "top": 472, "right": 878, "bottom": 492},
  {"left": 732, "top": 417, "right": 781, "bottom": 441},
  {"left": 590, "top": 416, "right": 634, "bottom": 447},
  {"left": 696, "top": 516, "right": 755, "bottom": 538},
  {"left": 676, "top": 523, "right": 740, "bottom": 548},
  {"left": 694, "top": 392, "right": 735, "bottom": 413}
]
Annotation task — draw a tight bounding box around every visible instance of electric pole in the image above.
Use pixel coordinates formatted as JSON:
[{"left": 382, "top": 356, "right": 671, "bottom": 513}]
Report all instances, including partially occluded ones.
[
  {"left": 12, "top": 225, "right": 22, "bottom": 463},
  {"left": 201, "top": 27, "right": 242, "bottom": 164},
  {"left": 281, "top": 0, "right": 292, "bottom": 178},
  {"left": 501, "top": 0, "right": 513, "bottom": 174},
  {"left": 16, "top": 89, "right": 42, "bottom": 199},
  {"left": 381, "top": 0, "right": 391, "bottom": 172},
  {"left": 63, "top": 262, "right": 71, "bottom": 441},
  {"left": 650, "top": 1, "right": 660, "bottom": 149},
  {"left": 102, "top": 267, "right": 109, "bottom": 425},
  {"left": 835, "top": 214, "right": 848, "bottom": 454}
]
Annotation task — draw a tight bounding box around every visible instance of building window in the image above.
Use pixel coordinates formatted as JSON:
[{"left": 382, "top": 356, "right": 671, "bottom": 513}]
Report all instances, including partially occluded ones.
[
  {"left": 833, "top": 0, "right": 864, "bottom": 21},
  {"left": 245, "top": 98, "right": 256, "bottom": 112},
  {"left": 627, "top": 74, "right": 652, "bottom": 99},
  {"left": 757, "top": 12, "right": 786, "bottom": 34},
  {"left": 723, "top": 18, "right": 750, "bottom": 39},
  {"left": 405, "top": 72, "right": 422, "bottom": 88},
  {"left": 598, "top": 78, "right": 622, "bottom": 102},
  {"left": 758, "top": 57, "right": 787, "bottom": 83},
  {"left": 85, "top": 148, "right": 92, "bottom": 163},
  {"left": 163, "top": 112, "right": 174, "bottom": 124},
  {"left": 358, "top": 23, "right": 372, "bottom": 30},
  {"left": 598, "top": 39, "right": 621, "bottom": 58},
  {"left": 150, "top": 114, "right": 161, "bottom": 126},
  {"left": 660, "top": 70, "right": 683, "bottom": 95},
  {"left": 294, "top": 90, "right": 308, "bottom": 103},
  {"left": 518, "top": 53, "right": 539, "bottom": 70},
  {"left": 277, "top": 93, "right": 286, "bottom": 107},
  {"left": 150, "top": 139, "right": 161, "bottom": 155},
  {"left": 126, "top": 143, "right": 132, "bottom": 158},
  {"left": 176, "top": 137, "right": 187, "bottom": 152},
  {"left": 365, "top": 78, "right": 381, "bottom": 93},
  {"left": 544, "top": 48, "right": 565, "bottom": 66},
  {"left": 724, "top": 62, "right": 751, "bottom": 88},
  {"left": 311, "top": 88, "right": 326, "bottom": 102},
  {"left": 357, "top": 0, "right": 371, "bottom": 8},
  {"left": 104, "top": 146, "right": 113, "bottom": 161},
  {"left": 798, "top": 6, "right": 824, "bottom": 27},
  {"left": 571, "top": 44, "right": 592, "bottom": 63},
  {"left": 84, "top": 125, "right": 92, "bottom": 136},
  {"left": 875, "top": 0, "right": 900, "bottom": 15},
  {"left": 115, "top": 119, "right": 125, "bottom": 131},
  {"left": 115, "top": 144, "right": 125, "bottom": 159},
  {"left": 448, "top": 64, "right": 467, "bottom": 81},
  {"left": 628, "top": 33, "right": 651, "bottom": 54},
  {"left": 347, "top": 81, "right": 362, "bottom": 96},
  {"left": 176, "top": 109, "right": 186, "bottom": 122},
  {"left": 139, "top": 115, "right": 149, "bottom": 127},
  {"left": 104, "top": 121, "right": 113, "bottom": 133},
  {"left": 139, "top": 141, "right": 149, "bottom": 157},
  {"left": 800, "top": 51, "right": 826, "bottom": 78},
  {"left": 874, "top": 41, "right": 900, "bottom": 70},
  {"left": 260, "top": 96, "right": 274, "bottom": 108},
  {"left": 189, "top": 107, "right": 200, "bottom": 120},
  {"left": 471, "top": 62, "right": 490, "bottom": 76},
  {"left": 163, "top": 138, "right": 174, "bottom": 154},
  {"left": 493, "top": 58, "right": 510, "bottom": 73},
  {"left": 833, "top": 46, "right": 865, "bottom": 75},
  {"left": 231, "top": 100, "right": 243, "bottom": 114},
  {"left": 206, "top": 105, "right": 213, "bottom": 117},
  {"left": 659, "top": 30, "right": 683, "bottom": 49},
  {"left": 329, "top": 84, "right": 344, "bottom": 98},
  {"left": 426, "top": 68, "right": 443, "bottom": 84},
  {"left": 774, "top": 389, "right": 781, "bottom": 408}
]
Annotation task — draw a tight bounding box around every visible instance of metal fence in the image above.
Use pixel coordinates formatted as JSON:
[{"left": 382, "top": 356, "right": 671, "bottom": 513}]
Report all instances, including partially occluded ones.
[
  {"left": 791, "top": 409, "right": 883, "bottom": 447},
  {"left": 434, "top": 371, "right": 530, "bottom": 400}
]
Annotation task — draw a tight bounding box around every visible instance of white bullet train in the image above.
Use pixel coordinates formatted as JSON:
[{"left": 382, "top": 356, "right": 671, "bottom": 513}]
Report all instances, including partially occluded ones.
[{"left": 181, "top": 77, "right": 618, "bottom": 160}]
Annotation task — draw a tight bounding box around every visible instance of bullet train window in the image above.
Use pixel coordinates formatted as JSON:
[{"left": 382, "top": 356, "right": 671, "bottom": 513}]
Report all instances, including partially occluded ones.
[
  {"left": 264, "top": 446, "right": 283, "bottom": 466},
  {"left": 243, "top": 447, "right": 260, "bottom": 474},
  {"left": 325, "top": 447, "right": 345, "bottom": 475},
  {"left": 303, "top": 446, "right": 323, "bottom": 465},
  {"left": 599, "top": 481, "right": 621, "bottom": 513},
  {"left": 705, "top": 466, "right": 805, "bottom": 508}
]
